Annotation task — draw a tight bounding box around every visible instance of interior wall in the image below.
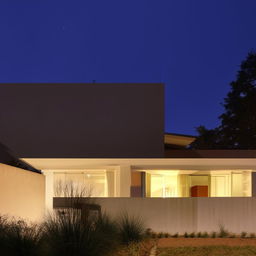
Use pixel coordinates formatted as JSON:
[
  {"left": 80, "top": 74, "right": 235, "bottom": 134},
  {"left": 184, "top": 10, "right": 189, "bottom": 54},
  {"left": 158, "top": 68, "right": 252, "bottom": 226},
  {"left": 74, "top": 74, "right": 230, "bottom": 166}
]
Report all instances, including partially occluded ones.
[
  {"left": 131, "top": 171, "right": 142, "bottom": 197},
  {"left": 0, "top": 164, "right": 45, "bottom": 221}
]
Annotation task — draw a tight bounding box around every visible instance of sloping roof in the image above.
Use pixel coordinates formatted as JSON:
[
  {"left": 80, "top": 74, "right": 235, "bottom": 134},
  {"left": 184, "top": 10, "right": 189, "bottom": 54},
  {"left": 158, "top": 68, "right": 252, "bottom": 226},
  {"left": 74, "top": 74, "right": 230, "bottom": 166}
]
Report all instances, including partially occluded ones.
[
  {"left": 0, "top": 142, "right": 41, "bottom": 173},
  {"left": 165, "top": 149, "right": 256, "bottom": 158},
  {"left": 164, "top": 133, "right": 196, "bottom": 148}
]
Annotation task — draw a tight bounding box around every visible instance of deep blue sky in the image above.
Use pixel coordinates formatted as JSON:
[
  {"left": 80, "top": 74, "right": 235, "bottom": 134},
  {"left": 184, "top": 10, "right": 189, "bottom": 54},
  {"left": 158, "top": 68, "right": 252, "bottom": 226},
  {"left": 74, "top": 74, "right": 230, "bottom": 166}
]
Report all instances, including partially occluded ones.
[{"left": 1, "top": 1, "right": 256, "bottom": 135}]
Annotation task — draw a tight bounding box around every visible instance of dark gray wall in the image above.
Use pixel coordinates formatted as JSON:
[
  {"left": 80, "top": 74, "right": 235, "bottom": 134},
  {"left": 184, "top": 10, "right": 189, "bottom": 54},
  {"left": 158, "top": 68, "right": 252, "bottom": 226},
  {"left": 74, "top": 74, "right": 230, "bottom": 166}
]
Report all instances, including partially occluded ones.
[{"left": 0, "top": 83, "right": 164, "bottom": 158}]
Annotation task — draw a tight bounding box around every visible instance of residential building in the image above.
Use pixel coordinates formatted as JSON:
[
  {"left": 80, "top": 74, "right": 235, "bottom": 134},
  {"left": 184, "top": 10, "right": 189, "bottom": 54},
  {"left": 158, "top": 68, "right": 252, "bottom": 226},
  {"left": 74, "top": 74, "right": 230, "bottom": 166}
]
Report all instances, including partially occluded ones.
[{"left": 0, "top": 83, "right": 256, "bottom": 232}]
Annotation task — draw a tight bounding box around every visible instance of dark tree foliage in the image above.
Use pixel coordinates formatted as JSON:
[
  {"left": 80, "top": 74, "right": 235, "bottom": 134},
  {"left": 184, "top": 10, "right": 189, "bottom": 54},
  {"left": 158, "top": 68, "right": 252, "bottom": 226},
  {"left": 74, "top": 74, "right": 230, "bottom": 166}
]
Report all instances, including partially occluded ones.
[{"left": 192, "top": 51, "right": 256, "bottom": 149}]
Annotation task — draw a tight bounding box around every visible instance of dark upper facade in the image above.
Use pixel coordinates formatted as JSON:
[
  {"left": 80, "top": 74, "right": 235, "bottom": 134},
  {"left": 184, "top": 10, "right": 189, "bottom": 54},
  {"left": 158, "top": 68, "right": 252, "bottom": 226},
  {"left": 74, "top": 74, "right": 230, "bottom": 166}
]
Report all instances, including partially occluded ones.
[{"left": 0, "top": 83, "right": 164, "bottom": 158}]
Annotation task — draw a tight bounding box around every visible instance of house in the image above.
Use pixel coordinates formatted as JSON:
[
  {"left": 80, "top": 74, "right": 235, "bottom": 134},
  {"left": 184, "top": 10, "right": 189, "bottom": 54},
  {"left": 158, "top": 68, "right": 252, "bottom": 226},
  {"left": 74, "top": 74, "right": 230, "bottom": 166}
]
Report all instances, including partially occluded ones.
[{"left": 1, "top": 83, "right": 256, "bottom": 233}]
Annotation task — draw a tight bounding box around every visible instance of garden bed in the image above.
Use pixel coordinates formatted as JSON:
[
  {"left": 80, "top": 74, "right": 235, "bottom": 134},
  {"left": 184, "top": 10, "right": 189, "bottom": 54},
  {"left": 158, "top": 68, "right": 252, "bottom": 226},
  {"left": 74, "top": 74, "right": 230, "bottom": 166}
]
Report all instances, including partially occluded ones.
[
  {"left": 157, "top": 246, "right": 256, "bottom": 256},
  {"left": 158, "top": 237, "right": 256, "bottom": 247}
]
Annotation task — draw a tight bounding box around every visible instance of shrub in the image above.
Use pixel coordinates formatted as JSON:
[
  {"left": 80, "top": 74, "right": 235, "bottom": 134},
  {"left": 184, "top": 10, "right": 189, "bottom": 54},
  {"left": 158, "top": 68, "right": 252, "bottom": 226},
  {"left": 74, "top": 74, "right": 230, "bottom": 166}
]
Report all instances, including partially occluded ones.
[
  {"left": 0, "top": 217, "right": 43, "bottom": 256},
  {"left": 42, "top": 209, "right": 119, "bottom": 256},
  {"left": 189, "top": 232, "right": 195, "bottom": 238},
  {"left": 150, "top": 232, "right": 157, "bottom": 238},
  {"left": 164, "top": 232, "right": 170, "bottom": 238},
  {"left": 241, "top": 232, "right": 247, "bottom": 238},
  {"left": 172, "top": 233, "right": 179, "bottom": 238},
  {"left": 145, "top": 228, "right": 152, "bottom": 237},
  {"left": 229, "top": 233, "right": 236, "bottom": 238},
  {"left": 202, "top": 232, "right": 209, "bottom": 238},
  {"left": 0, "top": 216, "right": 8, "bottom": 248},
  {"left": 218, "top": 224, "right": 229, "bottom": 238},
  {"left": 210, "top": 231, "right": 217, "bottom": 238},
  {"left": 250, "top": 233, "right": 256, "bottom": 238},
  {"left": 197, "top": 232, "right": 202, "bottom": 238},
  {"left": 157, "top": 232, "right": 164, "bottom": 238},
  {"left": 117, "top": 212, "right": 146, "bottom": 245},
  {"left": 184, "top": 232, "right": 189, "bottom": 238}
]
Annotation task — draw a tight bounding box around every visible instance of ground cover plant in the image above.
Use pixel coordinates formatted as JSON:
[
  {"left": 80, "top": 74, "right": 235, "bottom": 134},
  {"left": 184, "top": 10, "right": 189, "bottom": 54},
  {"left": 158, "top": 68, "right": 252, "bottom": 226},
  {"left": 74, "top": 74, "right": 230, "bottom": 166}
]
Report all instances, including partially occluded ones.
[{"left": 116, "top": 240, "right": 156, "bottom": 256}]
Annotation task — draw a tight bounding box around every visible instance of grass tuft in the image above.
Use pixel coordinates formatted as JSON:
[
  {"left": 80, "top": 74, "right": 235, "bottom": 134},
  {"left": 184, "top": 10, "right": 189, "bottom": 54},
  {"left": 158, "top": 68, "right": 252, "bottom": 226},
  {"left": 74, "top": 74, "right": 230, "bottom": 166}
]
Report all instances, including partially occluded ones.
[
  {"left": 184, "top": 232, "right": 189, "bottom": 238},
  {"left": 164, "top": 232, "right": 170, "bottom": 238},
  {"left": 240, "top": 231, "right": 247, "bottom": 238},
  {"left": 201, "top": 232, "right": 209, "bottom": 238},
  {"left": 250, "top": 233, "right": 256, "bottom": 238},
  {"left": 189, "top": 232, "right": 195, "bottom": 238},
  {"left": 197, "top": 232, "right": 202, "bottom": 238},
  {"left": 218, "top": 224, "right": 229, "bottom": 238},
  {"left": 0, "top": 216, "right": 43, "bottom": 256},
  {"left": 172, "top": 233, "right": 179, "bottom": 238},
  {"left": 157, "top": 232, "right": 165, "bottom": 238},
  {"left": 210, "top": 231, "right": 217, "bottom": 238},
  {"left": 117, "top": 212, "right": 146, "bottom": 245}
]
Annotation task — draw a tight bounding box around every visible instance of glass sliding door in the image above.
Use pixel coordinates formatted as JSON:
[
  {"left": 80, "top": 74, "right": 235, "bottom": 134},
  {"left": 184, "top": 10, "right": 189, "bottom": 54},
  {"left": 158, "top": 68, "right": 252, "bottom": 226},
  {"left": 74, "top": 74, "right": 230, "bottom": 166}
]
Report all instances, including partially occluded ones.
[
  {"left": 54, "top": 171, "right": 108, "bottom": 197},
  {"left": 150, "top": 173, "right": 178, "bottom": 197},
  {"left": 211, "top": 174, "right": 231, "bottom": 197}
]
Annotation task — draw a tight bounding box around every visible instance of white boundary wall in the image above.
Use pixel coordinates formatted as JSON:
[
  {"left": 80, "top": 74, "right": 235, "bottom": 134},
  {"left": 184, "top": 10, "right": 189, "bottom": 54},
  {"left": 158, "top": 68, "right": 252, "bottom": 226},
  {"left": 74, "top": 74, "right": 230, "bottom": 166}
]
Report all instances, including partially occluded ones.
[
  {"left": 97, "top": 197, "right": 256, "bottom": 233},
  {"left": 0, "top": 164, "right": 45, "bottom": 222}
]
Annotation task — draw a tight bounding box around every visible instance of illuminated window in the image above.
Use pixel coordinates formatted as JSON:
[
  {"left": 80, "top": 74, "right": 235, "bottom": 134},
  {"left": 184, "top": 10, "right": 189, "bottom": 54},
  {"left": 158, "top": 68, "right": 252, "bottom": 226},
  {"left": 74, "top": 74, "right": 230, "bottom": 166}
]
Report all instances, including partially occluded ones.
[
  {"left": 54, "top": 171, "right": 108, "bottom": 197},
  {"left": 150, "top": 174, "right": 178, "bottom": 197},
  {"left": 211, "top": 174, "right": 231, "bottom": 197}
]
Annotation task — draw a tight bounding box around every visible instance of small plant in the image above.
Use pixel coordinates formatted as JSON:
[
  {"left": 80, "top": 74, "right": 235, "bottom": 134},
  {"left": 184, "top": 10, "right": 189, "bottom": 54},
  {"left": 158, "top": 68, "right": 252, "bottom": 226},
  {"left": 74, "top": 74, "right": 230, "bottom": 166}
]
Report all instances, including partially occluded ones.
[
  {"left": 172, "top": 233, "right": 179, "bottom": 238},
  {"left": 157, "top": 232, "right": 164, "bottom": 238},
  {"left": 197, "top": 232, "right": 202, "bottom": 238},
  {"left": 164, "top": 232, "right": 170, "bottom": 238},
  {"left": 184, "top": 232, "right": 189, "bottom": 238},
  {"left": 150, "top": 232, "right": 157, "bottom": 238},
  {"left": 250, "top": 233, "right": 256, "bottom": 238},
  {"left": 145, "top": 228, "right": 152, "bottom": 236},
  {"left": 218, "top": 224, "right": 229, "bottom": 238},
  {"left": 241, "top": 231, "right": 247, "bottom": 238},
  {"left": 202, "top": 232, "right": 209, "bottom": 238},
  {"left": 229, "top": 233, "right": 236, "bottom": 238},
  {"left": 189, "top": 232, "right": 195, "bottom": 238},
  {"left": 210, "top": 231, "right": 217, "bottom": 238}
]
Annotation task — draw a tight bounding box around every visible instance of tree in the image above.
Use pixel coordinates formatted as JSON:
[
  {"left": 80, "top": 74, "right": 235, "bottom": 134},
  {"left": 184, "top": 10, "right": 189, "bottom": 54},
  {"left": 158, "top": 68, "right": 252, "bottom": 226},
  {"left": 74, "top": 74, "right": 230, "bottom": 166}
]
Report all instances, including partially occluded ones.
[{"left": 191, "top": 51, "right": 256, "bottom": 149}]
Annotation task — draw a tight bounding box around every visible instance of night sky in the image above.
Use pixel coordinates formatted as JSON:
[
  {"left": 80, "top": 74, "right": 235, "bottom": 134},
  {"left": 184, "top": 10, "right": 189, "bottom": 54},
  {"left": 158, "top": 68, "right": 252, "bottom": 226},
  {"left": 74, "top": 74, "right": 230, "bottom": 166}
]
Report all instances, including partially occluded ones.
[{"left": 1, "top": 1, "right": 256, "bottom": 135}]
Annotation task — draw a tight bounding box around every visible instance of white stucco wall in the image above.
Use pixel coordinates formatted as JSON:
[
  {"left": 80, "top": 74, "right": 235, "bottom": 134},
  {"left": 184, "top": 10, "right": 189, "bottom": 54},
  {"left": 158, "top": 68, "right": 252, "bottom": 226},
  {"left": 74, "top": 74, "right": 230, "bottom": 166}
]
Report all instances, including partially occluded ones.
[
  {"left": 97, "top": 197, "right": 256, "bottom": 234},
  {"left": 197, "top": 197, "right": 256, "bottom": 233},
  {"left": 0, "top": 163, "right": 45, "bottom": 222}
]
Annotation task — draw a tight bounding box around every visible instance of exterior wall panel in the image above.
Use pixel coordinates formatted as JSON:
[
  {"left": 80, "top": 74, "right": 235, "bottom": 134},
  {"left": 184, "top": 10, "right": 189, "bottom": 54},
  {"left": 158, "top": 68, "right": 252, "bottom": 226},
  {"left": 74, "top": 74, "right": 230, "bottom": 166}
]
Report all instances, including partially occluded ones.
[
  {"left": 97, "top": 197, "right": 256, "bottom": 233},
  {"left": 0, "top": 164, "right": 45, "bottom": 221},
  {"left": 0, "top": 83, "right": 164, "bottom": 158}
]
